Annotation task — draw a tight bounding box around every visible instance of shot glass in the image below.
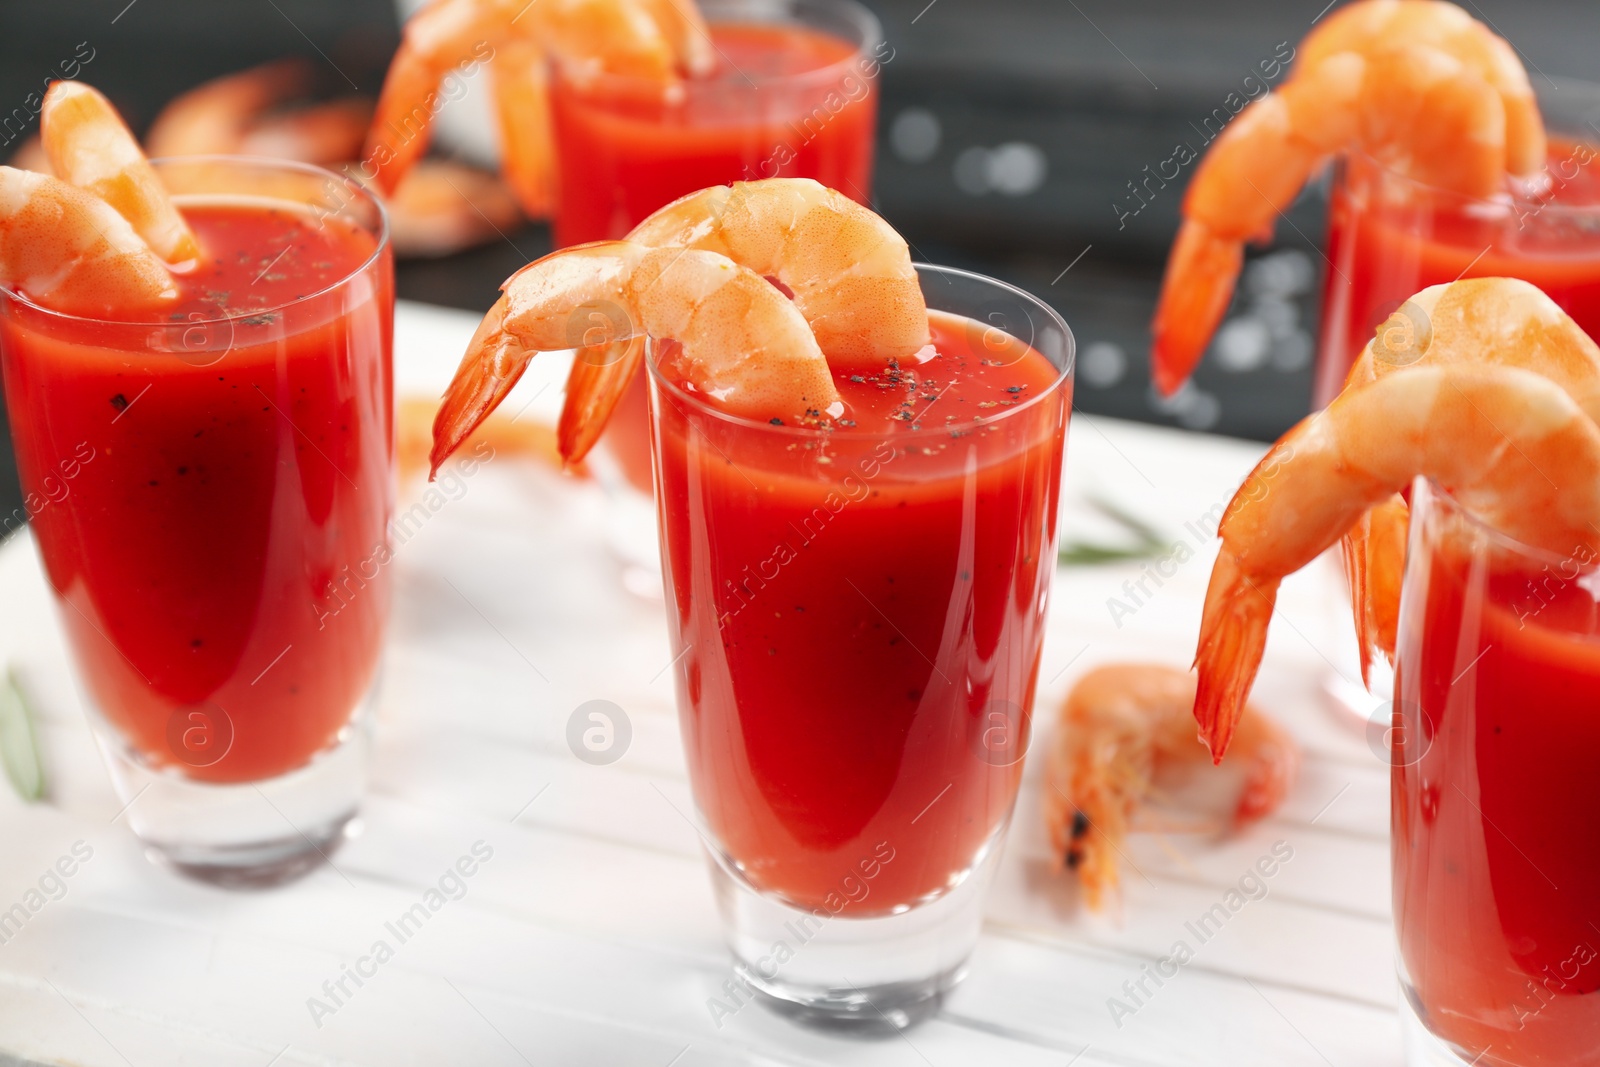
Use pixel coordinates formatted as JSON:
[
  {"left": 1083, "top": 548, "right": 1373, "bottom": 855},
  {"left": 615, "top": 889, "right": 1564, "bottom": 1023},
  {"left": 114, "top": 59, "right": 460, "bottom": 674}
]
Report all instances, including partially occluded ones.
[
  {"left": 648, "top": 264, "right": 1073, "bottom": 1029},
  {"left": 0, "top": 157, "right": 394, "bottom": 886},
  {"left": 1391, "top": 478, "right": 1600, "bottom": 1065}
]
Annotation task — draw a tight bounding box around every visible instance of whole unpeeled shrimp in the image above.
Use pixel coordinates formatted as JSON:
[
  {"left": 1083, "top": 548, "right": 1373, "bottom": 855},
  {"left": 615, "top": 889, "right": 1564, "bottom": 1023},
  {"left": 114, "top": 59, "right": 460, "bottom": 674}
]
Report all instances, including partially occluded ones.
[
  {"left": 147, "top": 59, "right": 305, "bottom": 159},
  {"left": 364, "top": 0, "right": 712, "bottom": 216},
  {"left": 0, "top": 167, "right": 178, "bottom": 316},
  {"left": 1339, "top": 278, "right": 1600, "bottom": 676},
  {"left": 1149, "top": 0, "right": 1544, "bottom": 395},
  {"left": 151, "top": 64, "right": 372, "bottom": 166},
  {"left": 555, "top": 178, "right": 931, "bottom": 463},
  {"left": 144, "top": 58, "right": 371, "bottom": 166},
  {"left": 429, "top": 241, "right": 839, "bottom": 475},
  {"left": 1045, "top": 664, "right": 1299, "bottom": 911},
  {"left": 141, "top": 62, "right": 521, "bottom": 260},
  {"left": 40, "top": 81, "right": 200, "bottom": 265},
  {"left": 1194, "top": 362, "right": 1600, "bottom": 760}
]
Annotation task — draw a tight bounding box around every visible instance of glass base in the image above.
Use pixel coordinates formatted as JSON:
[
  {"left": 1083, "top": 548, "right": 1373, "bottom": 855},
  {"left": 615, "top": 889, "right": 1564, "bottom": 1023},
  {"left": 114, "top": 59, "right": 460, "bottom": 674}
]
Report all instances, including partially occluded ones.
[
  {"left": 706, "top": 834, "right": 1002, "bottom": 1033},
  {"left": 93, "top": 696, "right": 371, "bottom": 889},
  {"left": 1401, "top": 986, "right": 1493, "bottom": 1066},
  {"left": 148, "top": 812, "right": 360, "bottom": 889}
]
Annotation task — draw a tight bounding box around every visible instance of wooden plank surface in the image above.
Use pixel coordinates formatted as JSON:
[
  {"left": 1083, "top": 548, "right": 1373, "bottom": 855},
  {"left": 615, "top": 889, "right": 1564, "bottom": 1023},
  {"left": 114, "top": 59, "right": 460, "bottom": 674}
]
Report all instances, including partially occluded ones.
[{"left": 0, "top": 301, "right": 1400, "bottom": 1066}]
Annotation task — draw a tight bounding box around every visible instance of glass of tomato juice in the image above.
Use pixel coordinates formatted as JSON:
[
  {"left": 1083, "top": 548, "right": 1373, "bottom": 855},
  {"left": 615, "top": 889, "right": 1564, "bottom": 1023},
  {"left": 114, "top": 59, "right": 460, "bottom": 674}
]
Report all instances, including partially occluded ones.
[
  {"left": 1315, "top": 80, "right": 1600, "bottom": 727},
  {"left": 549, "top": 0, "right": 884, "bottom": 583},
  {"left": 1316, "top": 79, "right": 1600, "bottom": 405},
  {"left": 1391, "top": 479, "right": 1600, "bottom": 1065},
  {"left": 0, "top": 157, "right": 394, "bottom": 886},
  {"left": 648, "top": 264, "right": 1074, "bottom": 1029}
]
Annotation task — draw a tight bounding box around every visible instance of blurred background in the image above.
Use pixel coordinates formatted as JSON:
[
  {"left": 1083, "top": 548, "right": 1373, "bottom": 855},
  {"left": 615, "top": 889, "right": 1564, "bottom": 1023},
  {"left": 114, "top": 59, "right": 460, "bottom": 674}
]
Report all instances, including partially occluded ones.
[{"left": 1, "top": 0, "right": 1596, "bottom": 531}]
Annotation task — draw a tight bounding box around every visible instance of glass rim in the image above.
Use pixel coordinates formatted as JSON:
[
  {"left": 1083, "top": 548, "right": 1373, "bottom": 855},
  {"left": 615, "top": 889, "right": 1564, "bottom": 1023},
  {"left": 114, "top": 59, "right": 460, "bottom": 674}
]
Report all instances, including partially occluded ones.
[
  {"left": 646, "top": 261, "right": 1075, "bottom": 440},
  {"left": 1416, "top": 476, "right": 1591, "bottom": 569},
  {"left": 551, "top": 0, "right": 885, "bottom": 98},
  {"left": 0, "top": 155, "right": 391, "bottom": 329},
  {"left": 1344, "top": 75, "right": 1600, "bottom": 216}
]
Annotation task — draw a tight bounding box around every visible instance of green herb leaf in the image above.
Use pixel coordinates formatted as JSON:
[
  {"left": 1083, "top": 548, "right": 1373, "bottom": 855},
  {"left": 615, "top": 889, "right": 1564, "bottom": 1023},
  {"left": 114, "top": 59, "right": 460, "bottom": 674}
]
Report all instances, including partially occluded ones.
[
  {"left": 0, "top": 667, "right": 45, "bottom": 802},
  {"left": 1085, "top": 493, "right": 1169, "bottom": 548},
  {"left": 1057, "top": 541, "right": 1167, "bottom": 566},
  {"left": 1057, "top": 494, "right": 1174, "bottom": 567}
]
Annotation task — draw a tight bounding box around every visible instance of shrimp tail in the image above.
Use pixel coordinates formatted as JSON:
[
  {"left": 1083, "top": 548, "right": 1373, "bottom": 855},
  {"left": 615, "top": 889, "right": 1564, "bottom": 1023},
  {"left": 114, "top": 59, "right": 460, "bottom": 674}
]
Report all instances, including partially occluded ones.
[
  {"left": 1341, "top": 511, "right": 1378, "bottom": 689},
  {"left": 429, "top": 296, "right": 535, "bottom": 478},
  {"left": 1368, "top": 496, "right": 1409, "bottom": 661},
  {"left": 489, "top": 37, "right": 555, "bottom": 219},
  {"left": 558, "top": 337, "right": 645, "bottom": 467},
  {"left": 364, "top": 46, "right": 440, "bottom": 196},
  {"left": 1150, "top": 220, "right": 1242, "bottom": 397},
  {"left": 1342, "top": 494, "right": 1411, "bottom": 687},
  {"left": 1193, "top": 553, "right": 1279, "bottom": 763}
]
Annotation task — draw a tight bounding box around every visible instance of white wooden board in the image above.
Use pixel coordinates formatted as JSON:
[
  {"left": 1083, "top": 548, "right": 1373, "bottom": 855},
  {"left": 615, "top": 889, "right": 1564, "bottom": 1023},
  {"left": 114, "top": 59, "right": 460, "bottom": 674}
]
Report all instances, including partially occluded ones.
[{"left": 0, "top": 301, "right": 1398, "bottom": 1066}]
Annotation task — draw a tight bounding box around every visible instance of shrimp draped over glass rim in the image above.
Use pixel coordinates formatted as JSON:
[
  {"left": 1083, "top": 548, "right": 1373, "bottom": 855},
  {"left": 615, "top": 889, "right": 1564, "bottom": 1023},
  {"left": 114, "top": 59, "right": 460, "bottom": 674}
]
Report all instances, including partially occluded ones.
[
  {"left": 429, "top": 240, "right": 840, "bottom": 475},
  {"left": 1339, "top": 278, "right": 1600, "bottom": 679},
  {"left": 40, "top": 81, "right": 201, "bottom": 266},
  {"left": 364, "top": 0, "right": 714, "bottom": 218},
  {"left": 1044, "top": 663, "right": 1299, "bottom": 911},
  {"left": 427, "top": 177, "right": 930, "bottom": 477},
  {"left": 1193, "top": 359, "right": 1600, "bottom": 761},
  {"left": 1149, "top": 0, "right": 1545, "bottom": 396},
  {"left": 1, "top": 82, "right": 196, "bottom": 317}
]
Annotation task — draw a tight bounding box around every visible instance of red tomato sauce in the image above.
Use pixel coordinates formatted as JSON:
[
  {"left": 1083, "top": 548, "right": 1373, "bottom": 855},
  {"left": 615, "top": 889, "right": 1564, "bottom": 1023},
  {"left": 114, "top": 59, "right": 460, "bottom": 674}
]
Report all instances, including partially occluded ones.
[
  {"left": 655, "top": 311, "right": 1069, "bottom": 912},
  {"left": 0, "top": 202, "right": 393, "bottom": 783}
]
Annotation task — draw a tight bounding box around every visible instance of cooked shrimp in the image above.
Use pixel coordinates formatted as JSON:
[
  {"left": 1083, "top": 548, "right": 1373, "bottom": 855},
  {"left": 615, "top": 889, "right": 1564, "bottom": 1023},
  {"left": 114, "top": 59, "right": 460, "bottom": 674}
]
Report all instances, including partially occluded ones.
[
  {"left": 0, "top": 167, "right": 178, "bottom": 315},
  {"left": 145, "top": 59, "right": 310, "bottom": 159},
  {"left": 1149, "top": 0, "right": 1545, "bottom": 395},
  {"left": 1045, "top": 663, "right": 1299, "bottom": 911},
  {"left": 238, "top": 98, "right": 373, "bottom": 165},
  {"left": 146, "top": 60, "right": 371, "bottom": 167},
  {"left": 1194, "top": 363, "right": 1600, "bottom": 760},
  {"left": 430, "top": 178, "right": 930, "bottom": 469},
  {"left": 557, "top": 336, "right": 646, "bottom": 465},
  {"left": 364, "top": 0, "right": 711, "bottom": 212},
  {"left": 542, "top": 178, "right": 931, "bottom": 463},
  {"left": 398, "top": 395, "right": 585, "bottom": 482},
  {"left": 429, "top": 240, "right": 839, "bottom": 476},
  {"left": 382, "top": 158, "right": 523, "bottom": 258},
  {"left": 635, "top": 0, "right": 716, "bottom": 76},
  {"left": 145, "top": 61, "right": 519, "bottom": 259},
  {"left": 7, "top": 136, "right": 52, "bottom": 176},
  {"left": 1342, "top": 494, "right": 1410, "bottom": 682},
  {"left": 1339, "top": 278, "right": 1600, "bottom": 675},
  {"left": 39, "top": 81, "right": 200, "bottom": 265},
  {"left": 626, "top": 179, "right": 930, "bottom": 368},
  {"left": 1299, "top": 0, "right": 1542, "bottom": 175},
  {"left": 487, "top": 37, "right": 556, "bottom": 218}
]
